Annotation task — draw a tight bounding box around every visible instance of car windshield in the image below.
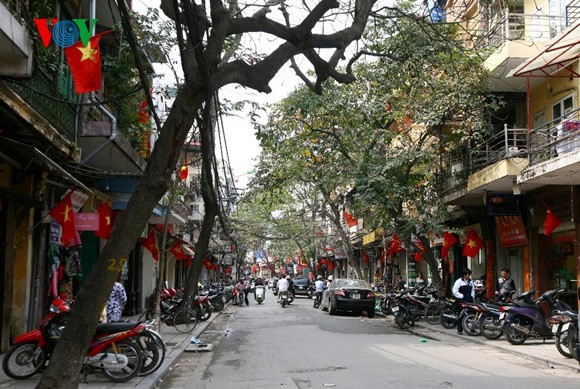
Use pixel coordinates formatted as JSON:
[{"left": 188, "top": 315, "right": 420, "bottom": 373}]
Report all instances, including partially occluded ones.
[{"left": 335, "top": 279, "right": 370, "bottom": 289}]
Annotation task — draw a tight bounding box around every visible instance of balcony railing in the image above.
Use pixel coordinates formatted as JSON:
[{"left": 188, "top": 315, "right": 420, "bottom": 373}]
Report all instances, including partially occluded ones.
[
  {"left": 439, "top": 126, "right": 528, "bottom": 195},
  {"left": 566, "top": 0, "right": 580, "bottom": 26},
  {"left": 4, "top": 69, "right": 77, "bottom": 141},
  {"left": 0, "top": 0, "right": 28, "bottom": 21},
  {"left": 472, "top": 11, "right": 566, "bottom": 52},
  {"left": 470, "top": 125, "right": 528, "bottom": 171},
  {"left": 528, "top": 107, "right": 580, "bottom": 166}
]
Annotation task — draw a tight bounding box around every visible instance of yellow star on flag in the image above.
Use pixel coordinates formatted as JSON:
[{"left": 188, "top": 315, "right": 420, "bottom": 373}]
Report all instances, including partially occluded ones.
[
  {"left": 105, "top": 215, "right": 111, "bottom": 226},
  {"left": 77, "top": 42, "right": 97, "bottom": 62},
  {"left": 467, "top": 239, "right": 477, "bottom": 248},
  {"left": 63, "top": 204, "right": 72, "bottom": 222}
]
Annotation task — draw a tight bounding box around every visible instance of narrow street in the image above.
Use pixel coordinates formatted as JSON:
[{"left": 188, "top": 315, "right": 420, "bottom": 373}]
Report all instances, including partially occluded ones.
[{"left": 158, "top": 294, "right": 577, "bottom": 388}]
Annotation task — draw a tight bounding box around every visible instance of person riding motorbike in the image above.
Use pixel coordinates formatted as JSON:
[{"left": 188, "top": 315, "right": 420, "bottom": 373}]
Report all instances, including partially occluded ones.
[
  {"left": 313, "top": 275, "right": 325, "bottom": 307},
  {"left": 254, "top": 277, "right": 265, "bottom": 300},
  {"left": 277, "top": 276, "right": 289, "bottom": 303}
]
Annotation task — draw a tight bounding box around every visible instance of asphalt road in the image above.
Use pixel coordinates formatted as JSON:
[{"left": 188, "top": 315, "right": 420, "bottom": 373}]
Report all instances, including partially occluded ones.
[{"left": 158, "top": 292, "right": 578, "bottom": 388}]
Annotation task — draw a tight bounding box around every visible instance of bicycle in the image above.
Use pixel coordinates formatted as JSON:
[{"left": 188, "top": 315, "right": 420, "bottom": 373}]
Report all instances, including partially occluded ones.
[{"left": 138, "top": 295, "right": 197, "bottom": 334}]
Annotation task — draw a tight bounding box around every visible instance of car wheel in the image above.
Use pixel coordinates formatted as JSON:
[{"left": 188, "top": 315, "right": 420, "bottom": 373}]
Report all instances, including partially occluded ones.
[{"left": 367, "top": 310, "right": 375, "bottom": 319}]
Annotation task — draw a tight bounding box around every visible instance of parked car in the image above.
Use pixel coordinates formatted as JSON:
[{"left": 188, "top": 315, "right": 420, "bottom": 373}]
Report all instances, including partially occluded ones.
[
  {"left": 292, "top": 278, "right": 312, "bottom": 297},
  {"left": 320, "top": 278, "right": 376, "bottom": 318}
]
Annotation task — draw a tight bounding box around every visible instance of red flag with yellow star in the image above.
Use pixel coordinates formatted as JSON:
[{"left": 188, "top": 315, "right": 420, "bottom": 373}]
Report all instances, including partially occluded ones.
[
  {"left": 462, "top": 229, "right": 483, "bottom": 257},
  {"left": 95, "top": 203, "right": 112, "bottom": 239},
  {"left": 49, "top": 192, "right": 77, "bottom": 245},
  {"left": 64, "top": 31, "right": 109, "bottom": 93},
  {"left": 441, "top": 231, "right": 457, "bottom": 259},
  {"left": 169, "top": 242, "right": 187, "bottom": 260}
]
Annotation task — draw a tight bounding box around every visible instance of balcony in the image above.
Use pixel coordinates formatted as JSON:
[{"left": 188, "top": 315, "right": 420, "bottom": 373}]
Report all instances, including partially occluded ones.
[
  {"left": 519, "top": 107, "right": 580, "bottom": 185},
  {"left": 0, "top": 0, "right": 32, "bottom": 76},
  {"left": 440, "top": 126, "right": 529, "bottom": 206},
  {"left": 475, "top": 11, "right": 567, "bottom": 92}
]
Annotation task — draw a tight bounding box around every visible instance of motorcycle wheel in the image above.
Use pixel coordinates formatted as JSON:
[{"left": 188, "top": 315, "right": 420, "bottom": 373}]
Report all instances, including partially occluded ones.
[
  {"left": 101, "top": 339, "right": 143, "bottom": 383},
  {"left": 567, "top": 322, "right": 578, "bottom": 360},
  {"left": 2, "top": 341, "right": 47, "bottom": 379},
  {"left": 394, "top": 312, "right": 405, "bottom": 329},
  {"left": 287, "top": 293, "right": 294, "bottom": 304},
  {"left": 211, "top": 298, "right": 225, "bottom": 312},
  {"left": 137, "top": 330, "right": 166, "bottom": 376},
  {"left": 505, "top": 323, "right": 527, "bottom": 345},
  {"left": 380, "top": 297, "right": 394, "bottom": 315},
  {"left": 440, "top": 306, "right": 457, "bottom": 329},
  {"left": 424, "top": 302, "right": 442, "bottom": 325},
  {"left": 137, "top": 310, "right": 153, "bottom": 321},
  {"left": 480, "top": 314, "right": 503, "bottom": 340},
  {"left": 313, "top": 298, "right": 321, "bottom": 309},
  {"left": 555, "top": 323, "right": 573, "bottom": 359},
  {"left": 199, "top": 303, "right": 212, "bottom": 321},
  {"left": 281, "top": 299, "right": 286, "bottom": 308},
  {"left": 173, "top": 309, "right": 197, "bottom": 333},
  {"left": 462, "top": 313, "right": 481, "bottom": 336}
]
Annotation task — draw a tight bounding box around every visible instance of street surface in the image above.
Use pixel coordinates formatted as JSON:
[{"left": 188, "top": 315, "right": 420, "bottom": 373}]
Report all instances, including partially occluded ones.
[{"left": 159, "top": 293, "right": 578, "bottom": 388}]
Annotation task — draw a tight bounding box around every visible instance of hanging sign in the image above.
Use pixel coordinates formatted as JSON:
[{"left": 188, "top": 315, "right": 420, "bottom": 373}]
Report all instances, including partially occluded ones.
[{"left": 495, "top": 215, "right": 528, "bottom": 248}]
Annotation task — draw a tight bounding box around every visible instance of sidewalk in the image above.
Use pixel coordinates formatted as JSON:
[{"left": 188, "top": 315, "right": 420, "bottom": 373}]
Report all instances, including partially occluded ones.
[
  {"left": 0, "top": 309, "right": 222, "bottom": 389},
  {"left": 405, "top": 316, "right": 580, "bottom": 373}
]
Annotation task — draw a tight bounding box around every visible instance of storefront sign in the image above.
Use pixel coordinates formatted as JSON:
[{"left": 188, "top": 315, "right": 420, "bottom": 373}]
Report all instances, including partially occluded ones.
[
  {"left": 363, "top": 231, "right": 376, "bottom": 245},
  {"left": 495, "top": 215, "right": 528, "bottom": 248},
  {"left": 74, "top": 212, "right": 99, "bottom": 231},
  {"left": 487, "top": 193, "right": 520, "bottom": 216}
]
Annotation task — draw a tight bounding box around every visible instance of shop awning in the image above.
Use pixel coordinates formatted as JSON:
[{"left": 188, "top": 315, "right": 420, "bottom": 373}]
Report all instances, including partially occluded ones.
[{"left": 509, "top": 19, "right": 580, "bottom": 78}]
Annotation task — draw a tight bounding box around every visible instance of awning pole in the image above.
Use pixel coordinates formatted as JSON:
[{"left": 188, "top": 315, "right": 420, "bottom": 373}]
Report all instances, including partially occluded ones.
[{"left": 527, "top": 77, "right": 532, "bottom": 133}]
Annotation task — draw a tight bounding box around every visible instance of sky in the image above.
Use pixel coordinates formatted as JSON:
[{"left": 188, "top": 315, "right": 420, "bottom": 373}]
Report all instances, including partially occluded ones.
[{"left": 133, "top": 0, "right": 304, "bottom": 189}]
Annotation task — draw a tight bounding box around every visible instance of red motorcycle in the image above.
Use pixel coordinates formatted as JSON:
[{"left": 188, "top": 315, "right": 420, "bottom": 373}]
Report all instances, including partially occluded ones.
[{"left": 2, "top": 298, "right": 145, "bottom": 383}]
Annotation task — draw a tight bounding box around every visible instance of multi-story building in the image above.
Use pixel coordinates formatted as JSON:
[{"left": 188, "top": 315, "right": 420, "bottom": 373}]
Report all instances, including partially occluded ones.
[
  {"left": 0, "top": 0, "right": 191, "bottom": 351},
  {"left": 440, "top": 0, "right": 580, "bottom": 306}
]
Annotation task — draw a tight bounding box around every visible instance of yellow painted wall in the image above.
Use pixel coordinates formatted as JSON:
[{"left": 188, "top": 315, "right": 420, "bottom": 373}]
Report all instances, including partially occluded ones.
[
  {"left": 529, "top": 62, "right": 579, "bottom": 124},
  {"left": 11, "top": 206, "right": 33, "bottom": 337}
]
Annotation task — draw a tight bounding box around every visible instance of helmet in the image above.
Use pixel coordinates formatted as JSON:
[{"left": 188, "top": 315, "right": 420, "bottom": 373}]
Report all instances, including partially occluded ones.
[
  {"left": 328, "top": 275, "right": 334, "bottom": 281},
  {"left": 317, "top": 275, "right": 323, "bottom": 280},
  {"left": 286, "top": 275, "right": 291, "bottom": 280}
]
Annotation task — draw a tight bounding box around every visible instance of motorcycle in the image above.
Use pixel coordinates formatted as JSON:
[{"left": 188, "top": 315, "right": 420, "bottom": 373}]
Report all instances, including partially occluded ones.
[
  {"left": 478, "top": 290, "right": 534, "bottom": 340},
  {"left": 255, "top": 285, "right": 266, "bottom": 304},
  {"left": 313, "top": 291, "right": 323, "bottom": 309},
  {"left": 2, "top": 298, "right": 144, "bottom": 383},
  {"left": 501, "top": 288, "right": 571, "bottom": 345},
  {"left": 550, "top": 309, "right": 579, "bottom": 358},
  {"left": 279, "top": 291, "right": 289, "bottom": 308}
]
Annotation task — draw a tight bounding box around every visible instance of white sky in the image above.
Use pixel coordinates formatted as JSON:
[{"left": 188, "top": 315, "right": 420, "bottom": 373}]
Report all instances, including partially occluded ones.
[{"left": 133, "top": 0, "right": 306, "bottom": 189}]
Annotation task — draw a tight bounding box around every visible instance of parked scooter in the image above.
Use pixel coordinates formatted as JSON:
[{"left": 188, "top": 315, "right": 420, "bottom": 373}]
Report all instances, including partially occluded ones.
[
  {"left": 2, "top": 299, "right": 145, "bottom": 383},
  {"left": 255, "top": 285, "right": 266, "bottom": 304},
  {"left": 501, "top": 288, "right": 571, "bottom": 345}
]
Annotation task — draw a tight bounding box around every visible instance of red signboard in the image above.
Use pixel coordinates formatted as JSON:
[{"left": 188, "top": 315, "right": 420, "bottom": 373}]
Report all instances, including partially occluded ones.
[
  {"left": 74, "top": 213, "right": 99, "bottom": 231},
  {"left": 495, "top": 215, "right": 528, "bottom": 248}
]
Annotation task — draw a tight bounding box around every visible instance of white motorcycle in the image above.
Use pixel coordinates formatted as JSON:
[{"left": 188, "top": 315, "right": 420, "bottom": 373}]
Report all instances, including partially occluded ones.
[{"left": 255, "top": 285, "right": 265, "bottom": 304}]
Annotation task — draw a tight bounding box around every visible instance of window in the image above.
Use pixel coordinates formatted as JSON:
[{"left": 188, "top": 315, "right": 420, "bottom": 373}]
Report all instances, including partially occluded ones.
[{"left": 552, "top": 95, "right": 574, "bottom": 124}]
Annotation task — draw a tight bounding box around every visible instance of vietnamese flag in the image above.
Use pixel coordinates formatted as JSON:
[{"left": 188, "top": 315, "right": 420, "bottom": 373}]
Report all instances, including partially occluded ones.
[
  {"left": 170, "top": 242, "right": 187, "bottom": 260},
  {"left": 543, "top": 206, "right": 561, "bottom": 236},
  {"left": 140, "top": 229, "right": 159, "bottom": 261},
  {"left": 64, "top": 31, "right": 109, "bottom": 94},
  {"left": 441, "top": 231, "right": 457, "bottom": 259},
  {"left": 95, "top": 203, "right": 112, "bottom": 239},
  {"left": 343, "top": 211, "right": 357, "bottom": 227},
  {"left": 49, "top": 192, "right": 77, "bottom": 245},
  {"left": 462, "top": 229, "right": 483, "bottom": 257},
  {"left": 387, "top": 235, "right": 404, "bottom": 257},
  {"left": 179, "top": 165, "right": 188, "bottom": 181}
]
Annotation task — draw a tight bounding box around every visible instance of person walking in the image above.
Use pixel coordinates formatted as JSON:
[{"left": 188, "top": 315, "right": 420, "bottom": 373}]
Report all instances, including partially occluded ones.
[
  {"left": 452, "top": 268, "right": 475, "bottom": 335},
  {"left": 106, "top": 280, "right": 127, "bottom": 322}
]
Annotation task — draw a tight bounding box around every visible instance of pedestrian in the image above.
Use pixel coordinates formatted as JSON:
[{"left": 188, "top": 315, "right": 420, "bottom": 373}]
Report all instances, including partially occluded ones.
[
  {"left": 106, "top": 279, "right": 127, "bottom": 322},
  {"left": 416, "top": 272, "right": 426, "bottom": 287},
  {"left": 495, "top": 267, "right": 516, "bottom": 299},
  {"left": 452, "top": 268, "right": 475, "bottom": 335}
]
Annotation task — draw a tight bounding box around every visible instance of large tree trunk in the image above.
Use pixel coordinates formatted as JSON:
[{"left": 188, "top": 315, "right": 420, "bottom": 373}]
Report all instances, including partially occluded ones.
[{"left": 37, "top": 82, "right": 204, "bottom": 389}]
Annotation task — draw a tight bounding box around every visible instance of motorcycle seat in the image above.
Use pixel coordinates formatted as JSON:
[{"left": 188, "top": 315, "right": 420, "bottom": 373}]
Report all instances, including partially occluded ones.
[{"left": 95, "top": 321, "right": 140, "bottom": 335}]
